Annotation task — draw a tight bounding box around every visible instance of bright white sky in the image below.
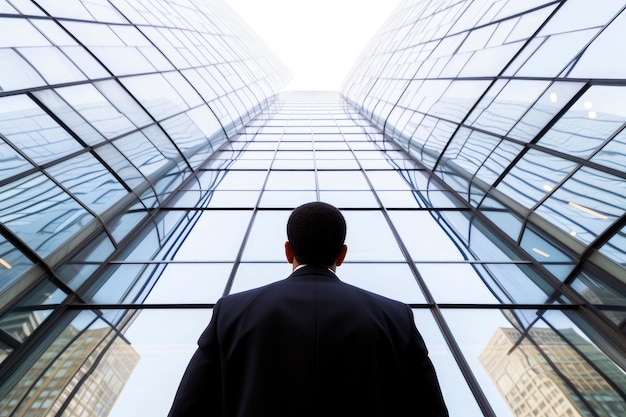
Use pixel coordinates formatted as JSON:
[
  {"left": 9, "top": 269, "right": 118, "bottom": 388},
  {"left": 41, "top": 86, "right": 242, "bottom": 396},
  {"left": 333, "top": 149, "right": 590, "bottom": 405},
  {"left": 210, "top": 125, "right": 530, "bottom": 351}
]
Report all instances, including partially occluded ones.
[{"left": 224, "top": 0, "right": 402, "bottom": 91}]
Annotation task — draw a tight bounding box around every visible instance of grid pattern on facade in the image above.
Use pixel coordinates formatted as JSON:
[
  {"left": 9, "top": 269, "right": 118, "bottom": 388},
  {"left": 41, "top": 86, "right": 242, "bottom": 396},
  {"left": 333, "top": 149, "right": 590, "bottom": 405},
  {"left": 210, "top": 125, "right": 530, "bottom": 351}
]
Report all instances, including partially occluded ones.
[
  {"left": 343, "top": 0, "right": 626, "bottom": 348},
  {"left": 0, "top": 1, "right": 624, "bottom": 416}
]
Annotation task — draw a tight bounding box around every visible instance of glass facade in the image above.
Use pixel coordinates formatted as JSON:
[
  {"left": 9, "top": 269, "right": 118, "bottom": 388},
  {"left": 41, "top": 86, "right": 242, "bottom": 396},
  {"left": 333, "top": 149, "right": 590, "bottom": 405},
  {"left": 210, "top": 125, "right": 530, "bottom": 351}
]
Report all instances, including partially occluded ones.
[{"left": 0, "top": 1, "right": 624, "bottom": 416}]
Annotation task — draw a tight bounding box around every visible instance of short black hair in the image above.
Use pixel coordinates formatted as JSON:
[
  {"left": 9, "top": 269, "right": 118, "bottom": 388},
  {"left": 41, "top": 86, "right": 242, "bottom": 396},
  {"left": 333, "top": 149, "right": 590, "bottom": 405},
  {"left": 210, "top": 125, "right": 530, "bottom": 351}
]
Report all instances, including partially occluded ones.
[{"left": 286, "top": 202, "right": 346, "bottom": 266}]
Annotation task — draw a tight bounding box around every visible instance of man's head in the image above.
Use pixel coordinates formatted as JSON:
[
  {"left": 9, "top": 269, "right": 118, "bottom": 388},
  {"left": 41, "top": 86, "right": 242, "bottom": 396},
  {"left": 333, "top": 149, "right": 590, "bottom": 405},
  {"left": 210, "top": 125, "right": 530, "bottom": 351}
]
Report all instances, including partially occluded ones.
[{"left": 285, "top": 202, "right": 347, "bottom": 269}]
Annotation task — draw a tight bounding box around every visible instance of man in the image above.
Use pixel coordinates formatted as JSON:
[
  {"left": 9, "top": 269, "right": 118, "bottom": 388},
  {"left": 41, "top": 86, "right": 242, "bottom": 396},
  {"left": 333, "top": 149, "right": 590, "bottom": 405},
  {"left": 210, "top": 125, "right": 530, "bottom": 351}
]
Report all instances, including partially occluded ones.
[{"left": 168, "top": 201, "right": 448, "bottom": 416}]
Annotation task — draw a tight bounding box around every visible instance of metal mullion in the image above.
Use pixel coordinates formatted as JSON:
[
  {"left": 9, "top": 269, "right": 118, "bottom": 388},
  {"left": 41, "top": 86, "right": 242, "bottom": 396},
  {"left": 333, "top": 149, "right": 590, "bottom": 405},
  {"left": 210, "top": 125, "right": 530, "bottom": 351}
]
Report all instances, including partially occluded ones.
[
  {"left": 343, "top": 97, "right": 498, "bottom": 417},
  {"left": 220, "top": 99, "right": 283, "bottom": 297}
]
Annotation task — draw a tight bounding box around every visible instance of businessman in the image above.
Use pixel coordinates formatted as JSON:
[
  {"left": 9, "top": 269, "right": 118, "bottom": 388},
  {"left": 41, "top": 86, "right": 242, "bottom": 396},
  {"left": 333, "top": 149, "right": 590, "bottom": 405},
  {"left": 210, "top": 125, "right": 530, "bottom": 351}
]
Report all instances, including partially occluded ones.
[{"left": 168, "top": 201, "right": 448, "bottom": 416}]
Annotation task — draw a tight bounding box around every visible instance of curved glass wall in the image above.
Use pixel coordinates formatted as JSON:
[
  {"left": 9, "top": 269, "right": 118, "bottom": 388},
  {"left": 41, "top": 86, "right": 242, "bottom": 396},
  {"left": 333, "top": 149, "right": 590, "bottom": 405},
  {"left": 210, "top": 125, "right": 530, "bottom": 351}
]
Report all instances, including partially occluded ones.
[
  {"left": 343, "top": 0, "right": 626, "bottom": 346},
  {"left": 0, "top": 0, "right": 288, "bottom": 408},
  {"left": 0, "top": 1, "right": 624, "bottom": 416}
]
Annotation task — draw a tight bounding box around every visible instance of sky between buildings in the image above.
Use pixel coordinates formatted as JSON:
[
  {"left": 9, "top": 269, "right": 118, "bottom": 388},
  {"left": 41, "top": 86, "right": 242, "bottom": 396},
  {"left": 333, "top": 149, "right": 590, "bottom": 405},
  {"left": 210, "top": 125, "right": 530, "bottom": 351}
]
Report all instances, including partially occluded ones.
[{"left": 224, "top": 0, "right": 403, "bottom": 90}]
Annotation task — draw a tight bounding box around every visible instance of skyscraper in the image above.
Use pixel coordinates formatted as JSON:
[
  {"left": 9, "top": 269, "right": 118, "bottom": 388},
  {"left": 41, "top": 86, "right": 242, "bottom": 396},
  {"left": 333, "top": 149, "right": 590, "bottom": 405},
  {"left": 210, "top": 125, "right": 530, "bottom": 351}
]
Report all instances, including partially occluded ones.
[{"left": 0, "top": 1, "right": 624, "bottom": 416}]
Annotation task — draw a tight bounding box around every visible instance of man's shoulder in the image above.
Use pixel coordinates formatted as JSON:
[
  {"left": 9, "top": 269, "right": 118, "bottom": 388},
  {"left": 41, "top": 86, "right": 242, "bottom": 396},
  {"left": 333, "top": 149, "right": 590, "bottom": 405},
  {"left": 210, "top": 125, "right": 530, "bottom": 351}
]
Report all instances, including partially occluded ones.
[
  {"left": 220, "top": 278, "right": 288, "bottom": 304},
  {"left": 340, "top": 280, "right": 410, "bottom": 312}
]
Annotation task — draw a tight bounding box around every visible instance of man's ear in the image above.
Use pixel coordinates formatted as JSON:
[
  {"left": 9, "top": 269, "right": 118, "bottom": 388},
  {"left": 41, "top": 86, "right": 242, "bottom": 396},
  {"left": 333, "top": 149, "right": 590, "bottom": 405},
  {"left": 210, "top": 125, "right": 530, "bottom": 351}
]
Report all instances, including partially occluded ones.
[
  {"left": 285, "top": 241, "right": 294, "bottom": 264},
  {"left": 335, "top": 244, "right": 348, "bottom": 267}
]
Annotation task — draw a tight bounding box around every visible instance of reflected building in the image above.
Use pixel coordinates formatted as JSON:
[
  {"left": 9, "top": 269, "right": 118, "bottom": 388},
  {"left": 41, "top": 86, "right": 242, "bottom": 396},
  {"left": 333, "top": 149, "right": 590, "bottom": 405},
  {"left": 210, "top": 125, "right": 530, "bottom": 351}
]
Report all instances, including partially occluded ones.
[
  {"left": 0, "top": 325, "right": 139, "bottom": 417},
  {"left": 480, "top": 327, "right": 626, "bottom": 417},
  {"left": 0, "top": 0, "right": 624, "bottom": 416}
]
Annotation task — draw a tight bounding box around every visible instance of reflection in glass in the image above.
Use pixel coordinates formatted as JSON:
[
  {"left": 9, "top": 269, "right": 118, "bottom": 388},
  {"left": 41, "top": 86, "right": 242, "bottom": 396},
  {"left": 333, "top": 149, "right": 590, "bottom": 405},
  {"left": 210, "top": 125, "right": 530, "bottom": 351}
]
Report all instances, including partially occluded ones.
[
  {"left": 0, "top": 137, "right": 32, "bottom": 181},
  {"left": 480, "top": 325, "right": 626, "bottom": 417},
  {"left": 0, "top": 236, "right": 35, "bottom": 294},
  {"left": 534, "top": 167, "right": 625, "bottom": 245},
  {"left": 0, "top": 279, "right": 65, "bottom": 345},
  {"left": 0, "top": 95, "right": 82, "bottom": 165},
  {"left": 173, "top": 210, "right": 253, "bottom": 261},
  {"left": 0, "top": 311, "right": 139, "bottom": 417},
  {"left": 571, "top": 270, "right": 626, "bottom": 327},
  {"left": 45, "top": 153, "right": 128, "bottom": 215},
  {"left": 340, "top": 263, "right": 425, "bottom": 303},
  {"left": 496, "top": 150, "right": 578, "bottom": 209},
  {"left": 537, "top": 86, "right": 626, "bottom": 158},
  {"left": 0, "top": 173, "right": 94, "bottom": 257},
  {"left": 0, "top": 1, "right": 624, "bottom": 415}
]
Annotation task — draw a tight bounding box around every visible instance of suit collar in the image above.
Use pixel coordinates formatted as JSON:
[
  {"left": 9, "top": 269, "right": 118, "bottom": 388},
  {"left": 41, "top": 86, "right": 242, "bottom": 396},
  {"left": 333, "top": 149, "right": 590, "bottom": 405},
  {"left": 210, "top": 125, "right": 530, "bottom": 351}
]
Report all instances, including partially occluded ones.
[{"left": 288, "top": 265, "right": 339, "bottom": 280}]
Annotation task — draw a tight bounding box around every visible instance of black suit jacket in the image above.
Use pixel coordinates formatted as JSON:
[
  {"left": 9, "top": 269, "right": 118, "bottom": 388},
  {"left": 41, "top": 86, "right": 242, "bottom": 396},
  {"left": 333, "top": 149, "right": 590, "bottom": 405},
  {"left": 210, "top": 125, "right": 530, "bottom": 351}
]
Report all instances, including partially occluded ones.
[{"left": 168, "top": 266, "right": 448, "bottom": 417}]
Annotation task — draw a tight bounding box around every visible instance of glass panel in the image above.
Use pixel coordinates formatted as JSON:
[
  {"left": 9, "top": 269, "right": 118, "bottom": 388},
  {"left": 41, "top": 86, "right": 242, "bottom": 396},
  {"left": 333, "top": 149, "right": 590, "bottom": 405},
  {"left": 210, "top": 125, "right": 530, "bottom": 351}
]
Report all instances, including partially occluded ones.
[
  {"left": 591, "top": 127, "right": 626, "bottom": 174},
  {"left": 0, "top": 172, "right": 94, "bottom": 257},
  {"left": 470, "top": 80, "right": 551, "bottom": 136},
  {"left": 0, "top": 137, "right": 32, "bottom": 181},
  {"left": 31, "top": 89, "right": 105, "bottom": 146},
  {"left": 342, "top": 211, "right": 404, "bottom": 262},
  {"left": 478, "top": 195, "right": 524, "bottom": 241},
  {"left": 121, "top": 74, "right": 190, "bottom": 121},
  {"left": 18, "top": 46, "right": 85, "bottom": 84},
  {"left": 564, "top": 8, "right": 626, "bottom": 78},
  {"left": 265, "top": 171, "right": 315, "bottom": 190},
  {"left": 436, "top": 130, "right": 501, "bottom": 196},
  {"left": 0, "top": 17, "right": 49, "bottom": 47},
  {"left": 600, "top": 225, "right": 626, "bottom": 265},
  {"left": 159, "top": 112, "right": 215, "bottom": 169},
  {"left": 441, "top": 211, "right": 527, "bottom": 262},
  {"left": 537, "top": 86, "right": 626, "bottom": 158},
  {"left": 231, "top": 263, "right": 291, "bottom": 294},
  {"left": 0, "top": 311, "right": 133, "bottom": 417},
  {"left": 214, "top": 171, "right": 268, "bottom": 190},
  {"left": 61, "top": 45, "right": 111, "bottom": 79},
  {"left": 172, "top": 210, "right": 252, "bottom": 261},
  {"left": 473, "top": 140, "right": 524, "bottom": 189},
  {"left": 514, "top": 29, "right": 600, "bottom": 77},
  {"left": 421, "top": 120, "right": 458, "bottom": 169},
  {"left": 519, "top": 227, "right": 576, "bottom": 281},
  {"left": 388, "top": 211, "right": 467, "bottom": 261},
  {"left": 496, "top": 150, "right": 579, "bottom": 209},
  {"left": 534, "top": 167, "right": 625, "bottom": 245},
  {"left": 39, "top": 0, "right": 126, "bottom": 21},
  {"left": 319, "top": 190, "right": 379, "bottom": 208},
  {"left": 107, "top": 203, "right": 150, "bottom": 247},
  {"left": 571, "top": 270, "right": 626, "bottom": 327},
  {"left": 0, "top": 235, "right": 35, "bottom": 294},
  {"left": 241, "top": 211, "right": 291, "bottom": 262},
  {"left": 108, "top": 309, "right": 213, "bottom": 416},
  {"left": 340, "top": 263, "right": 425, "bottom": 303},
  {"left": 443, "top": 309, "right": 541, "bottom": 417},
  {"left": 0, "top": 49, "right": 45, "bottom": 91},
  {"left": 113, "top": 130, "right": 169, "bottom": 178},
  {"left": 365, "top": 171, "right": 413, "bottom": 190},
  {"left": 508, "top": 81, "right": 584, "bottom": 142},
  {"left": 45, "top": 153, "right": 128, "bottom": 214},
  {"left": 537, "top": 310, "right": 626, "bottom": 416},
  {"left": 204, "top": 190, "right": 260, "bottom": 208},
  {"left": 94, "top": 143, "right": 146, "bottom": 190},
  {"left": 418, "top": 263, "right": 501, "bottom": 304},
  {"left": 412, "top": 309, "right": 482, "bottom": 417},
  {"left": 429, "top": 80, "right": 490, "bottom": 122},
  {"left": 86, "top": 263, "right": 162, "bottom": 304},
  {"left": 478, "top": 262, "right": 559, "bottom": 304},
  {"left": 0, "top": 279, "right": 66, "bottom": 342},
  {"left": 0, "top": 95, "right": 83, "bottom": 165},
  {"left": 144, "top": 263, "right": 232, "bottom": 303},
  {"left": 461, "top": 41, "right": 527, "bottom": 77},
  {"left": 56, "top": 84, "right": 136, "bottom": 139},
  {"left": 259, "top": 190, "right": 317, "bottom": 208},
  {"left": 317, "top": 171, "right": 370, "bottom": 190},
  {"left": 94, "top": 80, "right": 153, "bottom": 128}
]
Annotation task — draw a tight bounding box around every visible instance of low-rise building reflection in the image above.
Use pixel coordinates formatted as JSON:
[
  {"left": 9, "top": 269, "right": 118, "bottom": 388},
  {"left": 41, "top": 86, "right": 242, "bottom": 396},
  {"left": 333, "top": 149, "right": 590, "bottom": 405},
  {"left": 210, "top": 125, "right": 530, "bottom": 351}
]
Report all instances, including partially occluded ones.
[
  {"left": 0, "top": 324, "right": 139, "bottom": 417},
  {"left": 480, "top": 327, "right": 626, "bottom": 417}
]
